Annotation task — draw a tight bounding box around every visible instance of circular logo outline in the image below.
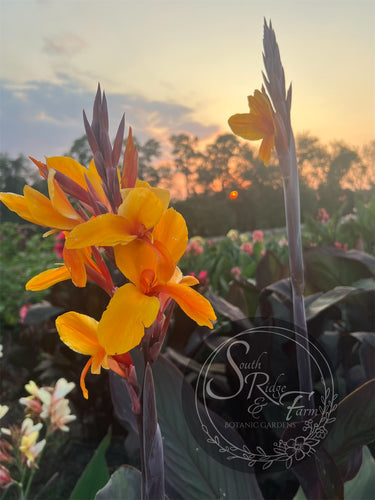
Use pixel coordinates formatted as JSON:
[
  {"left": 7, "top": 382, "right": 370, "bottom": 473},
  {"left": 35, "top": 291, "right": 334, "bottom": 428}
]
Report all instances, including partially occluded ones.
[{"left": 194, "top": 325, "right": 338, "bottom": 471}]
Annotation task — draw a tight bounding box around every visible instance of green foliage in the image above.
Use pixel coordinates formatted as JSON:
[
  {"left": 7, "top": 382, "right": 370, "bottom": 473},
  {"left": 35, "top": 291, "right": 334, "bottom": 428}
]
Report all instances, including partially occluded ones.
[
  {"left": 302, "top": 196, "right": 375, "bottom": 253},
  {"left": 0, "top": 223, "right": 57, "bottom": 325},
  {"left": 95, "top": 466, "right": 142, "bottom": 500},
  {"left": 69, "top": 428, "right": 111, "bottom": 500}
]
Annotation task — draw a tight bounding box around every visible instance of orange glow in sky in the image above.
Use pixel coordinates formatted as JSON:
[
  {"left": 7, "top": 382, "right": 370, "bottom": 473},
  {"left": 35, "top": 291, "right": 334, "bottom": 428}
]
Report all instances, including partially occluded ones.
[{"left": 0, "top": 0, "right": 374, "bottom": 160}]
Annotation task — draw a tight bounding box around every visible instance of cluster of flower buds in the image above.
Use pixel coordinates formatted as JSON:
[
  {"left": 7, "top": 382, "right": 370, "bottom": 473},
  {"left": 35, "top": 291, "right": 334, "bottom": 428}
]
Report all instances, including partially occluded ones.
[
  {"left": 0, "top": 85, "right": 216, "bottom": 399},
  {"left": 19, "top": 378, "right": 76, "bottom": 433},
  {"left": 0, "top": 378, "right": 76, "bottom": 489}
]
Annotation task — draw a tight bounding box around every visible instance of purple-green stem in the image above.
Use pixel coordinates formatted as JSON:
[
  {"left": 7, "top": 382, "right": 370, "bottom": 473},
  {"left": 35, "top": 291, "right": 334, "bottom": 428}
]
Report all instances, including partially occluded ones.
[{"left": 281, "top": 136, "right": 314, "bottom": 410}]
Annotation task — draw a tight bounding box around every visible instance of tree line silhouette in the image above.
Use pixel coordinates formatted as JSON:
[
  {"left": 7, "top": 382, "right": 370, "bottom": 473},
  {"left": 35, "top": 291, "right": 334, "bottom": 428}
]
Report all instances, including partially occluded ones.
[{"left": 1, "top": 133, "right": 374, "bottom": 236}]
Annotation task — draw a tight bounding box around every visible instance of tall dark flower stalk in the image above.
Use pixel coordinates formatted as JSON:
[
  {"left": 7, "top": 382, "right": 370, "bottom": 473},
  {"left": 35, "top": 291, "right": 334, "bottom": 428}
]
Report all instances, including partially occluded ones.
[
  {"left": 262, "top": 21, "right": 314, "bottom": 408},
  {"left": 229, "top": 20, "right": 314, "bottom": 409}
]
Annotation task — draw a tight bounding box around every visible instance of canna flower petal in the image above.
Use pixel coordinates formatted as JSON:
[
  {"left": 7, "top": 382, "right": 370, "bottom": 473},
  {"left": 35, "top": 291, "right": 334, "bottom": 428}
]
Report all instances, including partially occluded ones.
[
  {"left": 114, "top": 240, "right": 158, "bottom": 289},
  {"left": 66, "top": 213, "right": 136, "bottom": 248},
  {"left": 46, "top": 157, "right": 89, "bottom": 189},
  {"left": 26, "top": 265, "right": 71, "bottom": 291},
  {"left": 118, "top": 187, "right": 166, "bottom": 232},
  {"left": 56, "top": 312, "right": 103, "bottom": 357},
  {"left": 23, "top": 185, "right": 80, "bottom": 229},
  {"left": 228, "top": 89, "right": 276, "bottom": 165},
  {"left": 47, "top": 170, "right": 82, "bottom": 220},
  {"left": 66, "top": 187, "right": 167, "bottom": 249},
  {"left": 63, "top": 247, "right": 87, "bottom": 287},
  {"left": 153, "top": 208, "right": 188, "bottom": 266},
  {"left": 97, "top": 283, "right": 160, "bottom": 355},
  {"left": 56, "top": 311, "right": 110, "bottom": 399},
  {"left": 228, "top": 113, "right": 265, "bottom": 140},
  {"left": 259, "top": 133, "right": 275, "bottom": 165},
  {"left": 0, "top": 192, "right": 36, "bottom": 224},
  {"left": 156, "top": 282, "right": 216, "bottom": 328}
]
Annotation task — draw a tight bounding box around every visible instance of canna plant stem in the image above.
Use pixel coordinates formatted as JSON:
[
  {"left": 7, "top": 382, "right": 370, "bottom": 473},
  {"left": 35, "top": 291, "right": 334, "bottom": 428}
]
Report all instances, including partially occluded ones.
[
  {"left": 262, "top": 20, "right": 314, "bottom": 410},
  {"left": 282, "top": 137, "right": 314, "bottom": 410}
]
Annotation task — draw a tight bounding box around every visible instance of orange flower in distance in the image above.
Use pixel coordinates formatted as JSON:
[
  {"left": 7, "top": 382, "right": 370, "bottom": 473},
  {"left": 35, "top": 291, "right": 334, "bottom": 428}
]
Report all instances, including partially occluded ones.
[
  {"left": 228, "top": 89, "right": 276, "bottom": 165},
  {"left": 230, "top": 190, "right": 238, "bottom": 200}
]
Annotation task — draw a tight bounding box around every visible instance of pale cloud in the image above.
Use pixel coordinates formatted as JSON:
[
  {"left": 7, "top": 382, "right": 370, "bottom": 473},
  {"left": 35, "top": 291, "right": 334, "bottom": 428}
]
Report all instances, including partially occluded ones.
[
  {"left": 43, "top": 34, "right": 89, "bottom": 56},
  {"left": 0, "top": 77, "right": 219, "bottom": 160}
]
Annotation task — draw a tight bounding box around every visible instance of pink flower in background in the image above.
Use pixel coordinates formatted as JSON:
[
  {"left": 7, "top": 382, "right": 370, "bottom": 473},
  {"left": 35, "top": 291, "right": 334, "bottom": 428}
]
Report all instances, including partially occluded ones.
[
  {"left": 252, "top": 230, "right": 264, "bottom": 243},
  {"left": 185, "top": 240, "right": 204, "bottom": 256},
  {"left": 317, "top": 208, "right": 330, "bottom": 223},
  {"left": 240, "top": 242, "right": 253, "bottom": 255},
  {"left": 188, "top": 270, "right": 209, "bottom": 287},
  {"left": 53, "top": 232, "right": 65, "bottom": 259},
  {"left": 19, "top": 304, "right": 31, "bottom": 324},
  {"left": 231, "top": 267, "right": 242, "bottom": 277},
  {"left": 197, "top": 270, "right": 209, "bottom": 287},
  {"left": 260, "top": 250, "right": 266, "bottom": 257},
  {"left": 278, "top": 237, "right": 288, "bottom": 247},
  {"left": 334, "top": 242, "right": 348, "bottom": 251},
  {"left": 0, "top": 464, "right": 12, "bottom": 488}
]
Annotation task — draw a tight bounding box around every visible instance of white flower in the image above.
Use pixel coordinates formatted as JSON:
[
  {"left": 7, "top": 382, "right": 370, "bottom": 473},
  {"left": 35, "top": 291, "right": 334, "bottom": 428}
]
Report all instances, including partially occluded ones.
[
  {"left": 0, "top": 405, "right": 9, "bottom": 420},
  {"left": 19, "top": 418, "right": 46, "bottom": 467}
]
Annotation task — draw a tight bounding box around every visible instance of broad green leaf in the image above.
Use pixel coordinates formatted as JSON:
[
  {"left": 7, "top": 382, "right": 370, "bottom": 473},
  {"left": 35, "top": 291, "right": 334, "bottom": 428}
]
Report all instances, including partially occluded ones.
[
  {"left": 111, "top": 353, "right": 264, "bottom": 500},
  {"left": 152, "top": 354, "right": 264, "bottom": 500},
  {"left": 305, "top": 286, "right": 357, "bottom": 321},
  {"left": 256, "top": 250, "right": 285, "bottom": 290},
  {"left": 344, "top": 446, "right": 375, "bottom": 499},
  {"left": 95, "top": 465, "right": 142, "bottom": 500},
  {"left": 304, "top": 248, "right": 375, "bottom": 293},
  {"left": 293, "top": 446, "right": 375, "bottom": 500},
  {"left": 69, "top": 428, "right": 111, "bottom": 500},
  {"left": 323, "top": 380, "right": 375, "bottom": 474},
  {"left": 350, "top": 331, "right": 375, "bottom": 379}
]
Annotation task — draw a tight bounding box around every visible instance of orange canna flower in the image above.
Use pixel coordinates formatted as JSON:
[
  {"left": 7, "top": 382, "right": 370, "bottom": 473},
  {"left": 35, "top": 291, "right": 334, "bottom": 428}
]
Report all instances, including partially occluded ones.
[
  {"left": 95, "top": 208, "right": 216, "bottom": 355},
  {"left": 65, "top": 186, "right": 170, "bottom": 249},
  {"left": 228, "top": 89, "right": 276, "bottom": 165},
  {"left": 55, "top": 311, "right": 133, "bottom": 399},
  {"left": 26, "top": 243, "right": 115, "bottom": 295}
]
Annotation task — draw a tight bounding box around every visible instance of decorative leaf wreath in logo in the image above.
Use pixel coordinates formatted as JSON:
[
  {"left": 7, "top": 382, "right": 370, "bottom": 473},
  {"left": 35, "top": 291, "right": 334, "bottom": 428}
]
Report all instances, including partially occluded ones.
[{"left": 195, "top": 326, "right": 338, "bottom": 471}]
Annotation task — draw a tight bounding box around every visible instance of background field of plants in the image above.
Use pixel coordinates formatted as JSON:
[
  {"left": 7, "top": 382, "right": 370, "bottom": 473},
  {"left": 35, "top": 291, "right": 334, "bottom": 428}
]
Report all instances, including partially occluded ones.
[{"left": 1, "top": 132, "right": 374, "bottom": 499}]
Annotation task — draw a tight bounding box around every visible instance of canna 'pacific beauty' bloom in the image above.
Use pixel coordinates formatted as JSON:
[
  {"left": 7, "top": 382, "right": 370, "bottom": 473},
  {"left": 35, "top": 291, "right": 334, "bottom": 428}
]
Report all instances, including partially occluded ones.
[
  {"left": 228, "top": 89, "right": 276, "bottom": 165},
  {"left": 56, "top": 207, "right": 216, "bottom": 397},
  {"left": 65, "top": 185, "right": 170, "bottom": 250},
  {"left": 55, "top": 312, "right": 134, "bottom": 399}
]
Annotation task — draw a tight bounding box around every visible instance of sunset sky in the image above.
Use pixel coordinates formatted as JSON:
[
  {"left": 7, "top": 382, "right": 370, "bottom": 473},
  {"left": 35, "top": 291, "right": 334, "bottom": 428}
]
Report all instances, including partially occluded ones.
[{"left": 1, "top": 0, "right": 374, "bottom": 161}]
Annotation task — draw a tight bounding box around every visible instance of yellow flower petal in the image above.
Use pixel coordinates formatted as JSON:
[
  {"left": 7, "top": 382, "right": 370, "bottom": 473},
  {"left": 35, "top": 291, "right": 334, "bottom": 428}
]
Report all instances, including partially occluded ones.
[
  {"left": 24, "top": 185, "right": 79, "bottom": 229},
  {"left": 0, "top": 192, "right": 37, "bottom": 224},
  {"left": 48, "top": 170, "right": 81, "bottom": 220},
  {"left": 153, "top": 208, "right": 188, "bottom": 266},
  {"left": 46, "top": 157, "right": 87, "bottom": 189},
  {"left": 228, "top": 90, "right": 276, "bottom": 166},
  {"left": 97, "top": 283, "right": 160, "bottom": 355},
  {"left": 66, "top": 213, "right": 136, "bottom": 248},
  {"left": 87, "top": 159, "right": 111, "bottom": 206},
  {"left": 63, "top": 247, "right": 87, "bottom": 287},
  {"left": 56, "top": 312, "right": 102, "bottom": 356},
  {"left": 118, "top": 187, "right": 165, "bottom": 231},
  {"left": 247, "top": 89, "right": 273, "bottom": 117},
  {"left": 259, "top": 135, "right": 275, "bottom": 165},
  {"left": 114, "top": 240, "right": 158, "bottom": 289},
  {"left": 157, "top": 282, "right": 216, "bottom": 328},
  {"left": 26, "top": 266, "right": 71, "bottom": 291},
  {"left": 228, "top": 114, "right": 265, "bottom": 141}
]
